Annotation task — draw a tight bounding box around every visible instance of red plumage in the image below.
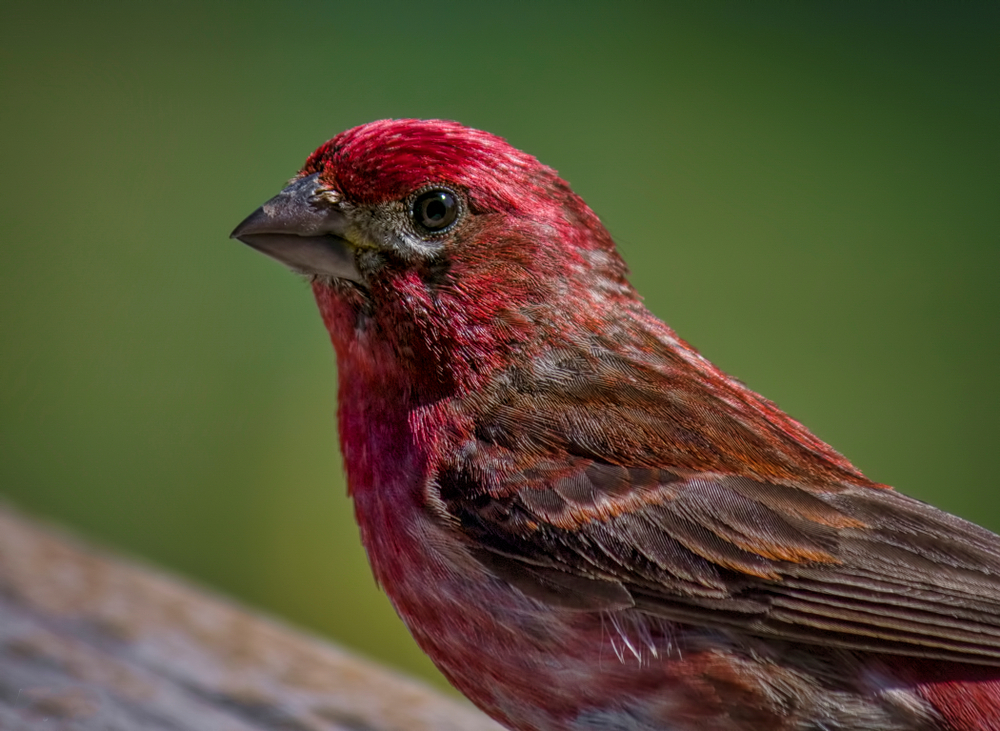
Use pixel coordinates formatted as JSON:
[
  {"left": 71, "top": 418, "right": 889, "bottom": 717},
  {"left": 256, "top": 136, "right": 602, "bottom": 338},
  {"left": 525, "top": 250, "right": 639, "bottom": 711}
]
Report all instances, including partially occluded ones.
[{"left": 233, "top": 119, "right": 1000, "bottom": 730}]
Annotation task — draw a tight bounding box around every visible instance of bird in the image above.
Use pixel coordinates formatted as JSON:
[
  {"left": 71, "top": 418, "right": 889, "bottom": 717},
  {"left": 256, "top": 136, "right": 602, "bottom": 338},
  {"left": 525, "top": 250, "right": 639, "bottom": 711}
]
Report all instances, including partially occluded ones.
[{"left": 232, "top": 119, "right": 1000, "bottom": 731}]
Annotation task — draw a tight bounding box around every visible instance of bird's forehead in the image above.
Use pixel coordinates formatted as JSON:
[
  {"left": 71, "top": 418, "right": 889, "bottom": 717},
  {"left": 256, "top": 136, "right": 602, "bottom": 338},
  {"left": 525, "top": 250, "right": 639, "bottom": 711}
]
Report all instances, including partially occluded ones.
[{"left": 301, "top": 119, "right": 540, "bottom": 208}]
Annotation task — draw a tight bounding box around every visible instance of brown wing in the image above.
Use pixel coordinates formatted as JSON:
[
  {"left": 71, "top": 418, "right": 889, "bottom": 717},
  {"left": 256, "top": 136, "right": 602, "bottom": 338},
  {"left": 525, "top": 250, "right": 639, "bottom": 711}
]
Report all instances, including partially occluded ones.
[
  {"left": 438, "top": 459, "right": 1000, "bottom": 665},
  {"left": 435, "top": 333, "right": 1000, "bottom": 663}
]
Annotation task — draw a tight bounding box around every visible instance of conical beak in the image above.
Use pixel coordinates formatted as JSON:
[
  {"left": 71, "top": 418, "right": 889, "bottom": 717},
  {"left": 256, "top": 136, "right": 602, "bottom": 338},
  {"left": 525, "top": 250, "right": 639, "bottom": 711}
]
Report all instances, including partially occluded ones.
[{"left": 230, "top": 173, "right": 362, "bottom": 283}]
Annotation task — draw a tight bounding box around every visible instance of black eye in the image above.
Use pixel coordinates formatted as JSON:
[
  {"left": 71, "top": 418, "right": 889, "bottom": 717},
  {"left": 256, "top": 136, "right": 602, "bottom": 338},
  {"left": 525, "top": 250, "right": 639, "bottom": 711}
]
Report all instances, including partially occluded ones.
[{"left": 412, "top": 189, "right": 459, "bottom": 232}]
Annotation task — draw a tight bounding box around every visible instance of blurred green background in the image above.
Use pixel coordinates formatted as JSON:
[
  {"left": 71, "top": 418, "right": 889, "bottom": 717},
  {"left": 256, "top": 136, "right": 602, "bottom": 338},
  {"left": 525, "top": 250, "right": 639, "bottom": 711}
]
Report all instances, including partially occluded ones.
[{"left": 2, "top": 1, "right": 998, "bottom": 692}]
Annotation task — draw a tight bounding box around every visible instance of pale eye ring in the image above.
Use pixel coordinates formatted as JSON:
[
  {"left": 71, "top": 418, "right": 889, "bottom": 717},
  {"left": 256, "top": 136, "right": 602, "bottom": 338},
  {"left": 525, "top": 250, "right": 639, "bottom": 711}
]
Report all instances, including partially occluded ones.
[{"left": 412, "top": 189, "right": 460, "bottom": 233}]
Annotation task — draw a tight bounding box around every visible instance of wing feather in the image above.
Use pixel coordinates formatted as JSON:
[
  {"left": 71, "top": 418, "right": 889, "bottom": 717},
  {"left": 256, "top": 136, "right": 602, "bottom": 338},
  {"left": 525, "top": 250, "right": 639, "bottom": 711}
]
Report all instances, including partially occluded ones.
[
  {"left": 437, "top": 338, "right": 1000, "bottom": 664},
  {"left": 440, "top": 464, "right": 1000, "bottom": 664}
]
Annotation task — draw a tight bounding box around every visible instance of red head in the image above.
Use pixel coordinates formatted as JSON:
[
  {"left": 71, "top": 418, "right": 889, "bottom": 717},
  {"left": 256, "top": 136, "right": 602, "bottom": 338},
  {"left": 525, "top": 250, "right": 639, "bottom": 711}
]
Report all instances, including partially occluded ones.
[{"left": 235, "top": 120, "right": 638, "bottom": 397}]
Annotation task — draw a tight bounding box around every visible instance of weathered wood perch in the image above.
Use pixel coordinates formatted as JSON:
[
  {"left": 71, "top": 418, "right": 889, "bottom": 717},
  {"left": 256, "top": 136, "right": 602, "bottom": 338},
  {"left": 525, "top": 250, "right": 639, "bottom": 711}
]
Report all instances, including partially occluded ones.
[{"left": 0, "top": 503, "right": 504, "bottom": 731}]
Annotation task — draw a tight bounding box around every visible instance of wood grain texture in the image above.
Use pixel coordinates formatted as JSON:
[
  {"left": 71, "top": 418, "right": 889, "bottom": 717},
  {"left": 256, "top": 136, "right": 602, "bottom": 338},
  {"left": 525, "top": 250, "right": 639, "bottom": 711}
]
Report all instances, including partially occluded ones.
[{"left": 0, "top": 503, "right": 503, "bottom": 731}]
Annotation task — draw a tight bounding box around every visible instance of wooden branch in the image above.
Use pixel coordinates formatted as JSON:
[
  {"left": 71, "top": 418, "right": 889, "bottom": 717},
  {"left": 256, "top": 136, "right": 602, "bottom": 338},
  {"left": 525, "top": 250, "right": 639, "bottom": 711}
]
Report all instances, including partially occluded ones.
[{"left": 0, "top": 503, "right": 503, "bottom": 731}]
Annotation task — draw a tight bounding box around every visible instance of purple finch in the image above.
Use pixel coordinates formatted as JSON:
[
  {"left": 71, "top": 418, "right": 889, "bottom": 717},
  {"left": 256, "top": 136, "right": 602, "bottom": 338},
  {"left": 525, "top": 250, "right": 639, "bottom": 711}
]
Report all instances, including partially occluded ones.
[{"left": 232, "top": 119, "right": 1000, "bottom": 730}]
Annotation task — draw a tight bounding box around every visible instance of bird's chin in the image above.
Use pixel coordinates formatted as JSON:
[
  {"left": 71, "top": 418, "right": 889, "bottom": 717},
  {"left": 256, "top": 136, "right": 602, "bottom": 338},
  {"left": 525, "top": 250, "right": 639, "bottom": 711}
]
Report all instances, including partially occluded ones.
[{"left": 234, "top": 231, "right": 363, "bottom": 282}]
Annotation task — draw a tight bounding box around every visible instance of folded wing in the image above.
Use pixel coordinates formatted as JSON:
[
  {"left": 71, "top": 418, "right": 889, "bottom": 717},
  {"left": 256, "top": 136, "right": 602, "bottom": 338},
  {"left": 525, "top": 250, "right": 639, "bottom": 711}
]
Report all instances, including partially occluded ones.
[{"left": 439, "top": 462, "right": 1000, "bottom": 665}]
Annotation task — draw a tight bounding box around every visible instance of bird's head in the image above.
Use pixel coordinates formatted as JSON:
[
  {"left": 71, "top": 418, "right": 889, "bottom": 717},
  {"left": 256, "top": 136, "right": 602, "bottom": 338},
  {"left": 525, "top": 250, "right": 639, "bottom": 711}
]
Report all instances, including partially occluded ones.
[{"left": 232, "top": 119, "right": 637, "bottom": 394}]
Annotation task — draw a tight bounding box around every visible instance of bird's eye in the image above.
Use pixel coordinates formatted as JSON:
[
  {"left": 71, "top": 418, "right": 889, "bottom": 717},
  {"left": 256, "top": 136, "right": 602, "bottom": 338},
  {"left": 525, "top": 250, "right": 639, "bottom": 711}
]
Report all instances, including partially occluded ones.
[{"left": 412, "top": 189, "right": 459, "bottom": 233}]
